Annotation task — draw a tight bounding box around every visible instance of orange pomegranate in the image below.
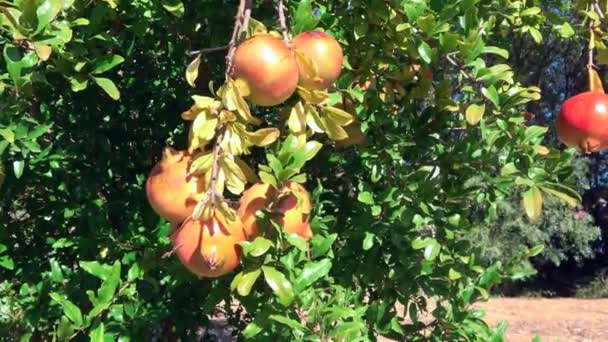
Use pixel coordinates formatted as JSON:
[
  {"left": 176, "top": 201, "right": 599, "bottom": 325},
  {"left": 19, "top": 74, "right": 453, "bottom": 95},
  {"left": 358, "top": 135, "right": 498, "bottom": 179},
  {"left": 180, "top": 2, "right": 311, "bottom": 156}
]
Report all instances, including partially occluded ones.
[
  {"left": 556, "top": 91, "right": 608, "bottom": 153},
  {"left": 146, "top": 148, "right": 204, "bottom": 224},
  {"left": 170, "top": 211, "right": 246, "bottom": 278},
  {"left": 292, "top": 30, "right": 343, "bottom": 90},
  {"left": 238, "top": 182, "right": 313, "bottom": 240},
  {"left": 232, "top": 34, "right": 299, "bottom": 107}
]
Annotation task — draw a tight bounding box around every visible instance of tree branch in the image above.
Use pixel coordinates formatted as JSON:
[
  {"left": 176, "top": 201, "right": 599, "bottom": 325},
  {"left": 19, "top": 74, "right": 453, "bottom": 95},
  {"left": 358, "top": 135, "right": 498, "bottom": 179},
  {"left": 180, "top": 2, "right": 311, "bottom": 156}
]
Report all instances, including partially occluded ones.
[
  {"left": 277, "top": 0, "right": 289, "bottom": 41},
  {"left": 188, "top": 45, "right": 230, "bottom": 56}
]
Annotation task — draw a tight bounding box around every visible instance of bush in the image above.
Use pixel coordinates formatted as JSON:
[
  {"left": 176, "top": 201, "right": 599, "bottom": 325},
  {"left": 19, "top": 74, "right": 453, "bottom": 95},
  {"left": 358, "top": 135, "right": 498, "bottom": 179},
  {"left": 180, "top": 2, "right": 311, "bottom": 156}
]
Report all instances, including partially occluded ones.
[{"left": 0, "top": 0, "right": 586, "bottom": 340}]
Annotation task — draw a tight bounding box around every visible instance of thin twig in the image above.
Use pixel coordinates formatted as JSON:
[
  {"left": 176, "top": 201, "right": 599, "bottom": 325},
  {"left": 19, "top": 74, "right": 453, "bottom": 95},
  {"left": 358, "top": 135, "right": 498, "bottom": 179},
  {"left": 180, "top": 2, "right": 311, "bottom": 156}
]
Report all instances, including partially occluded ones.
[
  {"left": 188, "top": 45, "right": 230, "bottom": 56},
  {"left": 208, "top": 127, "right": 226, "bottom": 207},
  {"left": 593, "top": 2, "right": 605, "bottom": 20},
  {"left": 277, "top": 0, "right": 289, "bottom": 41}
]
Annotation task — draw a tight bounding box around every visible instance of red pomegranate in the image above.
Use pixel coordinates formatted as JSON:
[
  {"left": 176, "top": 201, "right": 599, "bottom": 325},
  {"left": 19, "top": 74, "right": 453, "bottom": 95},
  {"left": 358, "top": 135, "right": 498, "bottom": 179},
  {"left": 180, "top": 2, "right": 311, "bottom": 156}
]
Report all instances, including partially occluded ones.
[
  {"left": 556, "top": 91, "right": 608, "bottom": 153},
  {"left": 145, "top": 148, "right": 205, "bottom": 224}
]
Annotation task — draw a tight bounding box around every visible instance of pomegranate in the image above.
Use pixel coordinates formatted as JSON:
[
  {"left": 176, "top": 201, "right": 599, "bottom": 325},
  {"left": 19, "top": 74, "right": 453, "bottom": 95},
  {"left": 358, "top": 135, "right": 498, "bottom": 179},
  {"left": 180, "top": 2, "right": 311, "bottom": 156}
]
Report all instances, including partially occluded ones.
[
  {"left": 556, "top": 91, "right": 608, "bottom": 153},
  {"left": 232, "top": 34, "right": 299, "bottom": 107},
  {"left": 238, "top": 182, "right": 313, "bottom": 240},
  {"left": 170, "top": 211, "right": 246, "bottom": 278},
  {"left": 292, "top": 30, "right": 343, "bottom": 90},
  {"left": 146, "top": 148, "right": 205, "bottom": 224}
]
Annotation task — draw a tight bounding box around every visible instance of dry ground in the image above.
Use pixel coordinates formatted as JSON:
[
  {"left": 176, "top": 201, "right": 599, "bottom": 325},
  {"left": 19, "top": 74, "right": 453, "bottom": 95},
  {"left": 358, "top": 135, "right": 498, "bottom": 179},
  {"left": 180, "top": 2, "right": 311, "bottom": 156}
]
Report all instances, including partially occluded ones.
[{"left": 474, "top": 298, "right": 608, "bottom": 341}]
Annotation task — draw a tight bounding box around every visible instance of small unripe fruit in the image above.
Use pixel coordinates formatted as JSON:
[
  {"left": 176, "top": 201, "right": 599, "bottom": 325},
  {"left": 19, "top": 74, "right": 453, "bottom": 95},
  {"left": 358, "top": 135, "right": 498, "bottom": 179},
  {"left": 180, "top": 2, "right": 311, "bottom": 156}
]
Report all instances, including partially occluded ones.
[
  {"left": 232, "top": 34, "right": 299, "bottom": 107},
  {"left": 170, "top": 212, "right": 246, "bottom": 278},
  {"left": 556, "top": 91, "right": 608, "bottom": 153},
  {"left": 146, "top": 148, "right": 204, "bottom": 224},
  {"left": 292, "top": 31, "right": 343, "bottom": 90}
]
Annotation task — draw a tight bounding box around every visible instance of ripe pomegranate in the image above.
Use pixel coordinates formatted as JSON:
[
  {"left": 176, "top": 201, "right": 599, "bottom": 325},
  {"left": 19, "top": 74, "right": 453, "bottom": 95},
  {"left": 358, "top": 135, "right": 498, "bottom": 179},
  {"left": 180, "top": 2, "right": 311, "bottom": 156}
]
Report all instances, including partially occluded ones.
[
  {"left": 238, "top": 182, "right": 313, "bottom": 240},
  {"left": 292, "top": 30, "right": 343, "bottom": 90},
  {"left": 170, "top": 211, "right": 246, "bottom": 278},
  {"left": 146, "top": 148, "right": 204, "bottom": 224},
  {"left": 556, "top": 91, "right": 608, "bottom": 153},
  {"left": 232, "top": 34, "right": 299, "bottom": 107}
]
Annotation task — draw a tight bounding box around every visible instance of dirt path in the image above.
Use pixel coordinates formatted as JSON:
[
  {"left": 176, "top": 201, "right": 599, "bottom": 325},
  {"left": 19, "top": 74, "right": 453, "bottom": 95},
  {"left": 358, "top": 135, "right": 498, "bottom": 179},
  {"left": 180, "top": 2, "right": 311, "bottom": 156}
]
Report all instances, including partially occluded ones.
[{"left": 474, "top": 298, "right": 608, "bottom": 341}]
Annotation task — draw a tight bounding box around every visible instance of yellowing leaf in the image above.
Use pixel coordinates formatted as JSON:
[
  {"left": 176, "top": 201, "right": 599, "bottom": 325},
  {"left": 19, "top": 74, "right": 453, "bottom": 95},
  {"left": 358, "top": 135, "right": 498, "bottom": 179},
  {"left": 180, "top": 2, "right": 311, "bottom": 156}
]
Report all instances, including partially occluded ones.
[
  {"left": 589, "top": 68, "right": 604, "bottom": 93},
  {"left": 222, "top": 81, "right": 261, "bottom": 125},
  {"left": 465, "top": 103, "right": 485, "bottom": 125},
  {"left": 234, "top": 78, "right": 251, "bottom": 97},
  {"left": 186, "top": 54, "right": 201, "bottom": 88},
  {"left": 305, "top": 106, "right": 325, "bottom": 133},
  {"left": 248, "top": 18, "right": 268, "bottom": 37},
  {"left": 192, "top": 115, "right": 218, "bottom": 141},
  {"left": 246, "top": 128, "right": 280, "bottom": 147},
  {"left": 181, "top": 105, "right": 202, "bottom": 121},
  {"left": 323, "top": 106, "right": 355, "bottom": 126},
  {"left": 192, "top": 95, "right": 220, "bottom": 110},
  {"left": 297, "top": 87, "right": 328, "bottom": 104},
  {"left": 294, "top": 49, "right": 320, "bottom": 85},
  {"left": 235, "top": 157, "right": 259, "bottom": 183},
  {"left": 189, "top": 152, "right": 214, "bottom": 176},
  {"left": 321, "top": 117, "right": 348, "bottom": 141},
  {"left": 533, "top": 145, "right": 550, "bottom": 155},
  {"left": 522, "top": 186, "right": 543, "bottom": 221},
  {"left": 288, "top": 102, "right": 307, "bottom": 134},
  {"left": 34, "top": 43, "right": 52, "bottom": 61},
  {"left": 221, "top": 157, "right": 247, "bottom": 195}
]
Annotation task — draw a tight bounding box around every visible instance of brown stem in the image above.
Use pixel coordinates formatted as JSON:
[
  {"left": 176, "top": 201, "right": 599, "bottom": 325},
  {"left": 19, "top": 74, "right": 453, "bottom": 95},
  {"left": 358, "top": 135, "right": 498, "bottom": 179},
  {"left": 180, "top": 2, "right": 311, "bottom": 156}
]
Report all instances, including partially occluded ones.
[
  {"left": 277, "top": 0, "right": 290, "bottom": 41},
  {"left": 224, "top": 0, "right": 253, "bottom": 81},
  {"left": 208, "top": 127, "right": 226, "bottom": 207},
  {"left": 188, "top": 45, "right": 230, "bottom": 56}
]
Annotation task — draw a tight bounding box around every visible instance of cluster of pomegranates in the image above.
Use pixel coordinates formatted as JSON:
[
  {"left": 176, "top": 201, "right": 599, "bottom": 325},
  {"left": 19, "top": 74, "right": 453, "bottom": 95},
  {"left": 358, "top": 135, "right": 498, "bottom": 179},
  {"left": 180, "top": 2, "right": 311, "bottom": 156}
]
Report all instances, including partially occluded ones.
[
  {"left": 232, "top": 30, "right": 343, "bottom": 106},
  {"left": 556, "top": 90, "right": 608, "bottom": 153},
  {"left": 145, "top": 148, "right": 313, "bottom": 278}
]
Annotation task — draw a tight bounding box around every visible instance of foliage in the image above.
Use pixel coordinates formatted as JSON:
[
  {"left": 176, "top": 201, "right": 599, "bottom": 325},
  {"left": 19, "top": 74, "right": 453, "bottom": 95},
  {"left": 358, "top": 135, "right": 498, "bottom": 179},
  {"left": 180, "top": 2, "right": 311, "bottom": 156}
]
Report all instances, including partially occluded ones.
[
  {"left": 0, "top": 0, "right": 595, "bottom": 341},
  {"left": 469, "top": 193, "right": 601, "bottom": 267}
]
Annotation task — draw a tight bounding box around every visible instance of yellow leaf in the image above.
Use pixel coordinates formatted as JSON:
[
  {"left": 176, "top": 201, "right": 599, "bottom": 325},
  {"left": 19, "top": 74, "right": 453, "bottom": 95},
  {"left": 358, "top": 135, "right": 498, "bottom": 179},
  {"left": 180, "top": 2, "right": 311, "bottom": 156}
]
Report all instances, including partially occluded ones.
[
  {"left": 588, "top": 68, "right": 604, "bottom": 93},
  {"left": 248, "top": 18, "right": 268, "bottom": 37},
  {"left": 189, "top": 151, "right": 214, "bottom": 176},
  {"left": 192, "top": 95, "right": 219, "bottom": 110},
  {"left": 234, "top": 78, "right": 251, "bottom": 97},
  {"left": 465, "top": 104, "right": 485, "bottom": 125},
  {"left": 235, "top": 157, "right": 260, "bottom": 183},
  {"left": 297, "top": 86, "right": 328, "bottom": 104},
  {"left": 288, "top": 102, "right": 307, "bottom": 134},
  {"left": 34, "top": 43, "right": 52, "bottom": 61},
  {"left": 306, "top": 105, "right": 325, "bottom": 133},
  {"left": 294, "top": 49, "right": 320, "bottom": 85},
  {"left": 321, "top": 117, "right": 348, "bottom": 141},
  {"left": 221, "top": 157, "right": 246, "bottom": 195},
  {"left": 220, "top": 125, "right": 246, "bottom": 155},
  {"left": 186, "top": 54, "right": 201, "bottom": 88},
  {"left": 533, "top": 145, "right": 550, "bottom": 155},
  {"left": 246, "top": 128, "right": 280, "bottom": 147},
  {"left": 221, "top": 81, "right": 261, "bottom": 125},
  {"left": 192, "top": 116, "right": 218, "bottom": 141},
  {"left": 217, "top": 201, "right": 237, "bottom": 223},
  {"left": 181, "top": 105, "right": 202, "bottom": 121},
  {"left": 522, "top": 186, "right": 543, "bottom": 221},
  {"left": 192, "top": 199, "right": 211, "bottom": 221},
  {"left": 323, "top": 106, "right": 355, "bottom": 126},
  {"left": 219, "top": 110, "right": 237, "bottom": 124}
]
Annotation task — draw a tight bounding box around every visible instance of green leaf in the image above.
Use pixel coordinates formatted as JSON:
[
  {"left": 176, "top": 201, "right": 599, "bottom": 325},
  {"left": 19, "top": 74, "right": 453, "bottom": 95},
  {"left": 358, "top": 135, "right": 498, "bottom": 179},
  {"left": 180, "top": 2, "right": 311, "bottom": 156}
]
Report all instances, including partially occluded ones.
[
  {"left": 358, "top": 191, "right": 374, "bottom": 205},
  {"left": 559, "top": 23, "right": 575, "bottom": 38},
  {"left": 127, "top": 263, "right": 141, "bottom": 281},
  {"left": 49, "top": 293, "right": 83, "bottom": 327},
  {"left": 417, "top": 41, "right": 433, "bottom": 64},
  {"left": 262, "top": 266, "right": 294, "bottom": 306},
  {"left": 56, "top": 316, "right": 74, "bottom": 341},
  {"left": 79, "top": 261, "right": 111, "bottom": 280},
  {"left": 540, "top": 186, "right": 578, "bottom": 207},
  {"left": 231, "top": 269, "right": 261, "bottom": 296},
  {"left": 89, "top": 322, "right": 105, "bottom": 342},
  {"left": 0, "top": 128, "right": 15, "bottom": 143},
  {"left": 449, "top": 268, "right": 462, "bottom": 280},
  {"left": 423, "top": 240, "right": 441, "bottom": 260},
  {"left": 0, "top": 256, "right": 14, "bottom": 270},
  {"left": 465, "top": 104, "right": 485, "bottom": 125},
  {"left": 35, "top": 0, "right": 62, "bottom": 35},
  {"left": 161, "top": 0, "right": 185, "bottom": 18},
  {"left": 243, "top": 237, "right": 273, "bottom": 257},
  {"left": 527, "top": 245, "right": 544, "bottom": 257},
  {"left": 243, "top": 321, "right": 263, "bottom": 338},
  {"left": 295, "top": 259, "right": 332, "bottom": 292},
  {"left": 93, "top": 77, "right": 120, "bottom": 100},
  {"left": 363, "top": 232, "right": 375, "bottom": 250},
  {"left": 91, "top": 55, "right": 125, "bottom": 74},
  {"left": 303, "top": 140, "right": 323, "bottom": 161},
  {"left": 292, "top": 0, "right": 320, "bottom": 34},
  {"left": 13, "top": 160, "right": 25, "bottom": 179},
  {"left": 500, "top": 162, "right": 518, "bottom": 177},
  {"left": 285, "top": 233, "right": 308, "bottom": 252},
  {"left": 481, "top": 46, "right": 509, "bottom": 59},
  {"left": 528, "top": 26, "right": 543, "bottom": 43},
  {"left": 50, "top": 259, "right": 64, "bottom": 282},
  {"left": 269, "top": 314, "right": 304, "bottom": 332},
  {"left": 97, "top": 261, "right": 121, "bottom": 304},
  {"left": 186, "top": 54, "right": 201, "bottom": 88},
  {"left": 481, "top": 86, "right": 500, "bottom": 108},
  {"left": 3, "top": 45, "right": 39, "bottom": 86},
  {"left": 522, "top": 186, "right": 543, "bottom": 221}
]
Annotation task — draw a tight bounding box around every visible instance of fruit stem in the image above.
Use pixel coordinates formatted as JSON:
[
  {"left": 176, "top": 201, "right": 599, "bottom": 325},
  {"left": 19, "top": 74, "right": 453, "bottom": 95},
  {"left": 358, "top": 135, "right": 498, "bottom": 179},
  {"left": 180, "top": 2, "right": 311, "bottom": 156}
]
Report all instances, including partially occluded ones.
[
  {"left": 225, "top": 0, "right": 253, "bottom": 81},
  {"left": 277, "top": 0, "right": 290, "bottom": 42}
]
